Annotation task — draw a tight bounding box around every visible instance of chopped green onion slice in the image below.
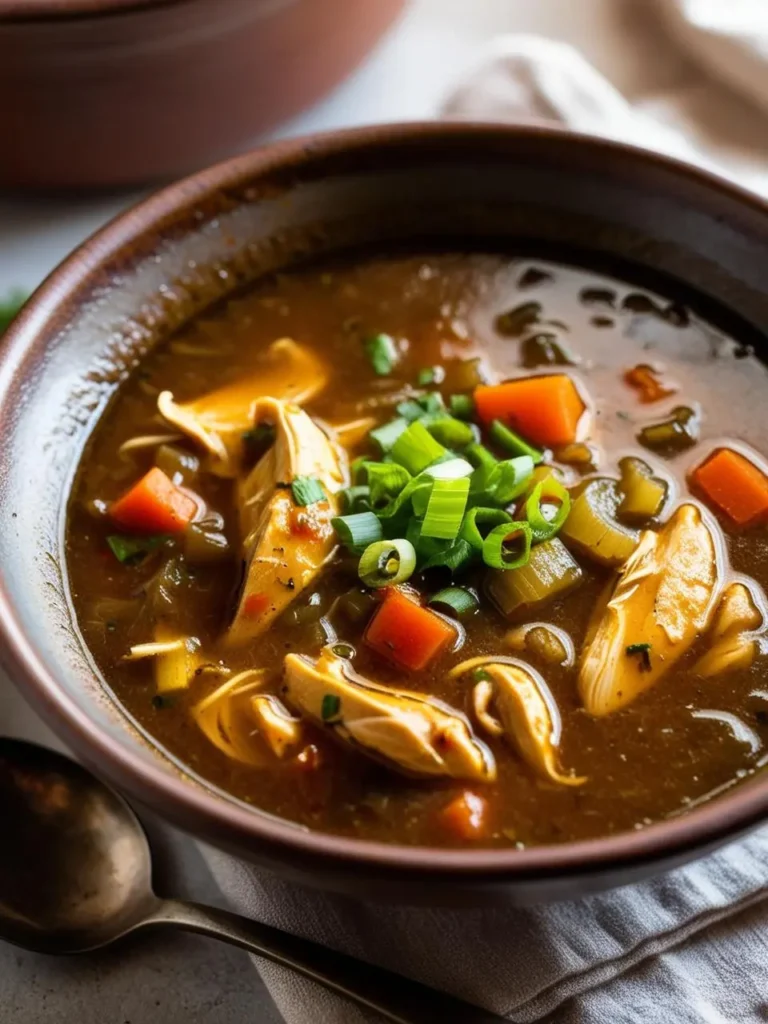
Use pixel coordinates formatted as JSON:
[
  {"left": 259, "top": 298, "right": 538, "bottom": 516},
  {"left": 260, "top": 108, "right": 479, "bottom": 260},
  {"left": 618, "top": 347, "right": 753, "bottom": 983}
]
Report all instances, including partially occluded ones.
[
  {"left": 421, "top": 538, "right": 474, "bottom": 574},
  {"left": 321, "top": 694, "right": 342, "bottom": 721},
  {"left": 466, "top": 443, "right": 499, "bottom": 492},
  {"left": 487, "top": 455, "right": 535, "bottom": 504},
  {"left": 358, "top": 539, "right": 417, "bottom": 588},
  {"left": 364, "top": 333, "right": 399, "bottom": 376},
  {"left": 291, "top": 476, "right": 325, "bottom": 506},
  {"left": 391, "top": 421, "right": 446, "bottom": 475},
  {"left": 417, "top": 366, "right": 443, "bottom": 386},
  {"left": 340, "top": 485, "right": 371, "bottom": 514},
  {"left": 482, "top": 521, "right": 533, "bottom": 569},
  {"left": 331, "top": 512, "right": 383, "bottom": 552},
  {"left": 424, "top": 457, "right": 474, "bottom": 481},
  {"left": 525, "top": 476, "right": 571, "bottom": 543},
  {"left": 350, "top": 455, "right": 370, "bottom": 483},
  {"left": 411, "top": 480, "right": 434, "bottom": 518},
  {"left": 419, "top": 392, "right": 447, "bottom": 416},
  {"left": 460, "top": 507, "right": 512, "bottom": 552},
  {"left": 426, "top": 417, "right": 476, "bottom": 449},
  {"left": 490, "top": 419, "right": 544, "bottom": 464},
  {"left": 449, "top": 394, "right": 475, "bottom": 420},
  {"left": 421, "top": 477, "right": 470, "bottom": 540},
  {"left": 370, "top": 417, "right": 408, "bottom": 453},
  {"left": 107, "top": 534, "right": 170, "bottom": 565},
  {"left": 366, "top": 462, "right": 411, "bottom": 506},
  {"left": 396, "top": 398, "right": 426, "bottom": 422},
  {"left": 428, "top": 586, "right": 479, "bottom": 618}
]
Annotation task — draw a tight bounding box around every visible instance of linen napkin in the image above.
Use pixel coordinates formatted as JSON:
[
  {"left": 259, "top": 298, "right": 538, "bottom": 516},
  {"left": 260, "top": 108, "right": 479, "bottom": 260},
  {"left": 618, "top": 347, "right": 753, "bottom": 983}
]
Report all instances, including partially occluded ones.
[{"left": 204, "top": 8, "right": 768, "bottom": 1022}]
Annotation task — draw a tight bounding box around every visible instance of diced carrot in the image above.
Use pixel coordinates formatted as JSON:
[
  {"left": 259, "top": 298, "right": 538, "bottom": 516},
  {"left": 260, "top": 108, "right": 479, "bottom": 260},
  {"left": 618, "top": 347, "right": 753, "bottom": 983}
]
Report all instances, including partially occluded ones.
[
  {"left": 364, "top": 588, "right": 456, "bottom": 671},
  {"left": 438, "top": 791, "right": 490, "bottom": 841},
  {"left": 110, "top": 467, "right": 197, "bottom": 534},
  {"left": 474, "top": 374, "right": 586, "bottom": 447},
  {"left": 624, "top": 364, "right": 677, "bottom": 403},
  {"left": 690, "top": 448, "right": 768, "bottom": 527},
  {"left": 243, "top": 592, "right": 271, "bottom": 618}
]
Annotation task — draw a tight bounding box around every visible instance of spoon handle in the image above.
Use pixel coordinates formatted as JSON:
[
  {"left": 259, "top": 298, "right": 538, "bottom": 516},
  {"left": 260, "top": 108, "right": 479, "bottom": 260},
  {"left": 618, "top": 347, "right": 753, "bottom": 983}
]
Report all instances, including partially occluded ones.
[{"left": 144, "top": 898, "right": 505, "bottom": 1024}]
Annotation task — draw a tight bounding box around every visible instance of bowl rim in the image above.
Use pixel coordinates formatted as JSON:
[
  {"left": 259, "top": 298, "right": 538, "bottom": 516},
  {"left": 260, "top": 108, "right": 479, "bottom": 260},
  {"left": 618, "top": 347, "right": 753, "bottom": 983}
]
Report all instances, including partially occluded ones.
[
  {"left": 0, "top": 0, "right": 203, "bottom": 23},
  {"left": 4, "top": 120, "right": 768, "bottom": 881}
]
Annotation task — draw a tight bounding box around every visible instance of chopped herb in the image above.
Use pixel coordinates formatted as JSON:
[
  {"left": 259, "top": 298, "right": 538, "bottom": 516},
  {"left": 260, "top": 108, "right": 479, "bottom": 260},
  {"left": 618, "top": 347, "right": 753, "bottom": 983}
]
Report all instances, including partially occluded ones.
[
  {"left": 0, "top": 289, "right": 29, "bottom": 335},
  {"left": 291, "top": 476, "right": 326, "bottom": 506},
  {"left": 242, "top": 424, "right": 275, "bottom": 452},
  {"left": 107, "top": 534, "right": 170, "bottom": 565},
  {"left": 626, "top": 642, "right": 652, "bottom": 672},
  {"left": 472, "top": 668, "right": 492, "bottom": 683},
  {"left": 417, "top": 366, "right": 444, "bottom": 386},
  {"left": 152, "top": 694, "right": 177, "bottom": 710},
  {"left": 321, "top": 694, "right": 342, "bottom": 721},
  {"left": 364, "top": 333, "right": 399, "bottom": 376}
]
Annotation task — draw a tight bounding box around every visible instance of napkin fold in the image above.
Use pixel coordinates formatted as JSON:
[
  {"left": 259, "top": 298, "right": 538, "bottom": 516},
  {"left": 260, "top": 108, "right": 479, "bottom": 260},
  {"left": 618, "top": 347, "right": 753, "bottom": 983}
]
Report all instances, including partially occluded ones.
[{"left": 205, "top": 7, "right": 768, "bottom": 1022}]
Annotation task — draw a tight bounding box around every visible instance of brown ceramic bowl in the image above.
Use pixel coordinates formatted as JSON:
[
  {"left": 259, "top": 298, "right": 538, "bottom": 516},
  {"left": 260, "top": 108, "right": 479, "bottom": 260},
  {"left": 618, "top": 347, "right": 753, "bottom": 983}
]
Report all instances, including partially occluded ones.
[
  {"left": 0, "top": 0, "right": 405, "bottom": 189},
  {"left": 2, "top": 122, "right": 768, "bottom": 905}
]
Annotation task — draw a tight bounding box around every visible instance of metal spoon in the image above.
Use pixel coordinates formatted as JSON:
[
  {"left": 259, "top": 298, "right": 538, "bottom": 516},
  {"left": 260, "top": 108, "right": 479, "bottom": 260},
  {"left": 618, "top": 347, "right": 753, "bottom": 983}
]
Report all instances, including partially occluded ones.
[{"left": 0, "top": 738, "right": 506, "bottom": 1024}]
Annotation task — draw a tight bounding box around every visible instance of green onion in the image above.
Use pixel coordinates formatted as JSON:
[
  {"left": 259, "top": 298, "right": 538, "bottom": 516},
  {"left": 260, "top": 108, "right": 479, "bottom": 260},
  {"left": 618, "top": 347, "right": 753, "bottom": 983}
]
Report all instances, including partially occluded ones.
[
  {"left": 490, "top": 420, "right": 544, "bottom": 464},
  {"left": 626, "top": 642, "right": 652, "bottom": 672},
  {"left": 405, "top": 518, "right": 443, "bottom": 562},
  {"left": 428, "top": 586, "right": 479, "bottom": 618},
  {"left": 242, "top": 423, "right": 276, "bottom": 452},
  {"left": 396, "top": 398, "right": 426, "bottom": 422},
  {"left": 419, "top": 392, "right": 447, "bottom": 416},
  {"left": 449, "top": 394, "right": 475, "bottom": 420},
  {"left": 367, "top": 462, "right": 411, "bottom": 507},
  {"left": 292, "top": 476, "right": 326, "bottom": 506},
  {"left": 358, "top": 539, "right": 417, "bottom": 588},
  {"left": 482, "top": 522, "right": 533, "bottom": 569},
  {"left": 411, "top": 480, "right": 434, "bottom": 517},
  {"left": 391, "top": 421, "right": 446, "bottom": 475},
  {"left": 331, "top": 512, "right": 383, "bottom": 552},
  {"left": 426, "top": 417, "right": 476, "bottom": 449},
  {"left": 370, "top": 417, "right": 408, "bottom": 454},
  {"left": 525, "top": 476, "right": 571, "bottom": 543},
  {"left": 424, "top": 457, "right": 473, "bottom": 481},
  {"left": 417, "top": 366, "right": 443, "bottom": 386},
  {"left": 340, "top": 485, "right": 371, "bottom": 513},
  {"left": 421, "top": 538, "right": 474, "bottom": 574},
  {"left": 487, "top": 455, "right": 535, "bottom": 504},
  {"left": 350, "top": 456, "right": 370, "bottom": 483},
  {"left": 364, "top": 333, "right": 399, "bottom": 376},
  {"left": 107, "top": 534, "right": 170, "bottom": 565},
  {"left": 466, "top": 443, "right": 499, "bottom": 492},
  {"left": 321, "top": 694, "right": 342, "bottom": 721},
  {"left": 421, "top": 477, "right": 470, "bottom": 541},
  {"left": 460, "top": 507, "right": 512, "bottom": 552}
]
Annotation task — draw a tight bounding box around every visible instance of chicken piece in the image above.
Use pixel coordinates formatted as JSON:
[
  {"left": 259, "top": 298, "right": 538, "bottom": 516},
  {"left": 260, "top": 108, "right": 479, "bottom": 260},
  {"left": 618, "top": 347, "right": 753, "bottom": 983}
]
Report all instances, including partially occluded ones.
[
  {"left": 157, "top": 339, "right": 327, "bottom": 477},
  {"left": 249, "top": 695, "right": 304, "bottom": 758},
  {"left": 579, "top": 503, "right": 721, "bottom": 716},
  {"left": 192, "top": 670, "right": 270, "bottom": 766},
  {"left": 123, "top": 623, "right": 201, "bottom": 694},
  {"left": 694, "top": 581, "right": 763, "bottom": 678},
  {"left": 282, "top": 647, "right": 495, "bottom": 781},
  {"left": 227, "top": 397, "right": 347, "bottom": 645},
  {"left": 451, "top": 658, "right": 584, "bottom": 786}
]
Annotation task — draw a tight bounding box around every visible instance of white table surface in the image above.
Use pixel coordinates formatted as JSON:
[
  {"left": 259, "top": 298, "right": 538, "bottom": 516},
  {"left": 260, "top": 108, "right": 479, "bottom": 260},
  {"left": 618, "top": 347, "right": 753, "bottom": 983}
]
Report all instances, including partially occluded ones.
[{"left": 0, "top": 1, "right": 700, "bottom": 1021}]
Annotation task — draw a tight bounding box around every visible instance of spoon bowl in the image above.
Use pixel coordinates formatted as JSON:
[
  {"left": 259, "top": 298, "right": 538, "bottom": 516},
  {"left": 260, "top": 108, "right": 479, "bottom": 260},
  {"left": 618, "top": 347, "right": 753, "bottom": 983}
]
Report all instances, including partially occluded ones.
[
  {"left": 0, "top": 737, "right": 505, "bottom": 1023},
  {"left": 0, "top": 739, "right": 156, "bottom": 954}
]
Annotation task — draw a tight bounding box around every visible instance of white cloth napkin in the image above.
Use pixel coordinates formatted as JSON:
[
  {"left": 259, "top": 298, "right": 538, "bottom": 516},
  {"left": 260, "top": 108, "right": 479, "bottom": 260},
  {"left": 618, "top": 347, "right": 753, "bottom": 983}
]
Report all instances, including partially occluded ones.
[{"left": 204, "top": 6, "right": 768, "bottom": 1021}]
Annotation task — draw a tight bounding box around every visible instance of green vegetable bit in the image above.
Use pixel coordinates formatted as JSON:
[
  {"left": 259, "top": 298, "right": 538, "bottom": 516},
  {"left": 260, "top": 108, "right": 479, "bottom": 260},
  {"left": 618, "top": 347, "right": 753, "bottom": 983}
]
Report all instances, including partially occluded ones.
[
  {"left": 107, "top": 534, "right": 170, "bottom": 565},
  {"left": 364, "top": 333, "right": 399, "bottom": 376},
  {"left": 428, "top": 586, "right": 479, "bottom": 618},
  {"left": 321, "top": 694, "right": 342, "bottom": 721},
  {"left": 626, "top": 642, "right": 652, "bottom": 672},
  {"left": 291, "top": 476, "right": 326, "bottom": 506}
]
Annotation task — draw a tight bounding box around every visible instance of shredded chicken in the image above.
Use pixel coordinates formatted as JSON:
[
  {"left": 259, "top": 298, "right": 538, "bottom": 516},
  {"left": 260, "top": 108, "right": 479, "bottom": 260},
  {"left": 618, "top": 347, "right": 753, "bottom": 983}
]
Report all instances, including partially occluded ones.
[
  {"left": 694, "top": 581, "right": 763, "bottom": 678},
  {"left": 579, "top": 503, "right": 721, "bottom": 716},
  {"left": 282, "top": 647, "right": 495, "bottom": 781}
]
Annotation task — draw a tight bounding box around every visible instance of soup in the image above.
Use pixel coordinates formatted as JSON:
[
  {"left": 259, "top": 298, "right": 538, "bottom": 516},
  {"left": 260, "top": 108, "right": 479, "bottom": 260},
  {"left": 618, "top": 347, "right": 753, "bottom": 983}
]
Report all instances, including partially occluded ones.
[{"left": 66, "top": 254, "right": 768, "bottom": 849}]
